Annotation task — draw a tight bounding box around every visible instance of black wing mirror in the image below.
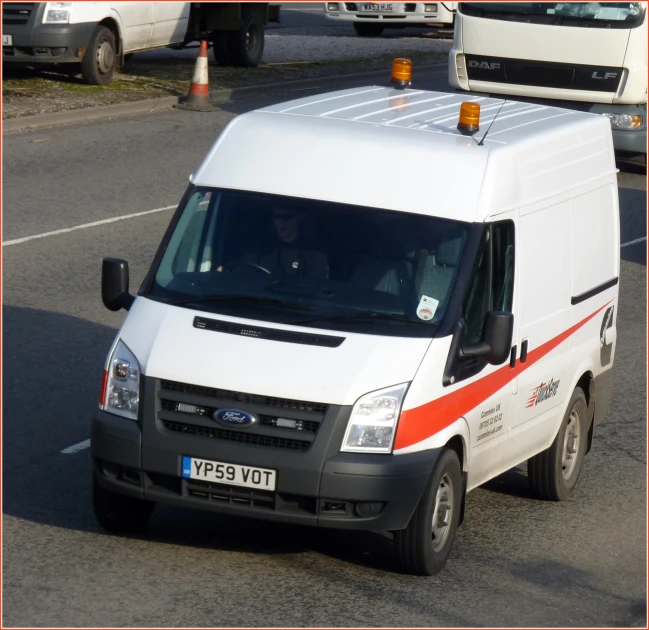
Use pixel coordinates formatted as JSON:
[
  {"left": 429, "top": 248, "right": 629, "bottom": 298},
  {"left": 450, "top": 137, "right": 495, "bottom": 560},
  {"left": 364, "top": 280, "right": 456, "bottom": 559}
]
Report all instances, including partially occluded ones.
[
  {"left": 102, "top": 257, "right": 134, "bottom": 311},
  {"left": 460, "top": 311, "right": 514, "bottom": 366}
]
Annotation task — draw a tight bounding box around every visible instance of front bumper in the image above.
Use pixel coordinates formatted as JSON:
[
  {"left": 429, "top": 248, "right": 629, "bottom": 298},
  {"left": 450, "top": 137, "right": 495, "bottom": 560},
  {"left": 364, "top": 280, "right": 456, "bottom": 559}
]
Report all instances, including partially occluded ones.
[
  {"left": 91, "top": 378, "right": 439, "bottom": 532},
  {"left": 3, "top": 21, "right": 96, "bottom": 64}
]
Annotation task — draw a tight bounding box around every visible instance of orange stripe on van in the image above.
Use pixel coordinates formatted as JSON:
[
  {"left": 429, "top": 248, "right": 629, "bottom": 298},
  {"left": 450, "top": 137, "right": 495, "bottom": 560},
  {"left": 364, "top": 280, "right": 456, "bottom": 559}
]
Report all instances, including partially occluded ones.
[{"left": 393, "top": 301, "right": 612, "bottom": 451}]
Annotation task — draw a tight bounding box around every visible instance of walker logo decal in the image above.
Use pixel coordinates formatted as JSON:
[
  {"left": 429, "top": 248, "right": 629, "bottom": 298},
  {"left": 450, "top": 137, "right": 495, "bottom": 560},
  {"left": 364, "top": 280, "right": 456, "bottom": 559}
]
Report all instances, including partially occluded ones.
[
  {"left": 394, "top": 300, "right": 613, "bottom": 451},
  {"left": 525, "top": 379, "right": 560, "bottom": 408}
]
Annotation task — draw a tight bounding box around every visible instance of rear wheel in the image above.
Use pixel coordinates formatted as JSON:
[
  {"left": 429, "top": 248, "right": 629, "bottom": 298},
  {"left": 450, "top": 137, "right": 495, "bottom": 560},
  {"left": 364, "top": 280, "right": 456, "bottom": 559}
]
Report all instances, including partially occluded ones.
[
  {"left": 81, "top": 25, "right": 117, "bottom": 85},
  {"left": 353, "top": 23, "right": 384, "bottom": 37},
  {"left": 394, "top": 448, "right": 462, "bottom": 575},
  {"left": 93, "top": 476, "right": 155, "bottom": 534},
  {"left": 230, "top": 12, "right": 265, "bottom": 67},
  {"left": 528, "top": 387, "right": 588, "bottom": 500},
  {"left": 211, "top": 30, "right": 233, "bottom": 66}
]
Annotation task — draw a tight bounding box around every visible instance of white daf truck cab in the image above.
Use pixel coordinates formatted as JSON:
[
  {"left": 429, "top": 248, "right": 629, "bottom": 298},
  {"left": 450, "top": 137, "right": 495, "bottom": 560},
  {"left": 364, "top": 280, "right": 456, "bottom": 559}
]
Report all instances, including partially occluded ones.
[
  {"left": 2, "top": 2, "right": 280, "bottom": 85},
  {"left": 92, "top": 60, "right": 619, "bottom": 575},
  {"left": 324, "top": 2, "right": 456, "bottom": 37},
  {"left": 448, "top": 2, "right": 647, "bottom": 162}
]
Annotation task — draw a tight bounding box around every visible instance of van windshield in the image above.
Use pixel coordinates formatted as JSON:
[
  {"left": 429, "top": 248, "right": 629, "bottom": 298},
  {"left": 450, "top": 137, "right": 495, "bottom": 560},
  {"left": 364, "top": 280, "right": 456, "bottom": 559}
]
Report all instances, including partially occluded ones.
[
  {"left": 146, "top": 188, "right": 470, "bottom": 338},
  {"left": 459, "top": 2, "right": 645, "bottom": 28}
]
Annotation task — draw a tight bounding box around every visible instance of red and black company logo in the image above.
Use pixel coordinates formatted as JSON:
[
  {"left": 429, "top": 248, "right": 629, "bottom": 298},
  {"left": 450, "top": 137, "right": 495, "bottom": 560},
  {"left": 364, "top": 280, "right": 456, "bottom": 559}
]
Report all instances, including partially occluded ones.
[{"left": 526, "top": 378, "right": 560, "bottom": 408}]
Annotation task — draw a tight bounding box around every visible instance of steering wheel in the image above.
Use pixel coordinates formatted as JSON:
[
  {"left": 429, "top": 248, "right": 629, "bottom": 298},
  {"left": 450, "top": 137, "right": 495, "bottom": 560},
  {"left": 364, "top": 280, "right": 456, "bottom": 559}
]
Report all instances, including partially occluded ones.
[{"left": 222, "top": 261, "right": 272, "bottom": 275}]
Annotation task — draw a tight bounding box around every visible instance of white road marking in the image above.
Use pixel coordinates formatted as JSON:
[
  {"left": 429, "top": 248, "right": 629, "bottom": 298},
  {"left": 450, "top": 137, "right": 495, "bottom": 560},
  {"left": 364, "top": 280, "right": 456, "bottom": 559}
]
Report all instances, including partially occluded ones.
[
  {"left": 2, "top": 205, "right": 176, "bottom": 247},
  {"left": 61, "top": 439, "right": 90, "bottom": 454},
  {"left": 621, "top": 236, "right": 647, "bottom": 248}
]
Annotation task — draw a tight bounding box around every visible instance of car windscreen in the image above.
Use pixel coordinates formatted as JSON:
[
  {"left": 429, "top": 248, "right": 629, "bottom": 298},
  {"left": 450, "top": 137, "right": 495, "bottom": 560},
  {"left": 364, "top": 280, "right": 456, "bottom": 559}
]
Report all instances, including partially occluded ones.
[
  {"left": 459, "top": 2, "right": 645, "bottom": 28},
  {"left": 146, "top": 188, "right": 470, "bottom": 338}
]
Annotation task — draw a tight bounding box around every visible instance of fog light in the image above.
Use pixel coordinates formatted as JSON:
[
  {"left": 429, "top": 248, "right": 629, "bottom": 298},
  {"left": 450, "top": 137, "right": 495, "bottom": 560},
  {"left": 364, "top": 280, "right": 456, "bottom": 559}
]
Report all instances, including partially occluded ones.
[
  {"left": 602, "top": 112, "right": 644, "bottom": 130},
  {"left": 424, "top": 3, "right": 438, "bottom": 12},
  {"left": 327, "top": 2, "right": 339, "bottom": 10},
  {"left": 51, "top": 46, "right": 66, "bottom": 56},
  {"left": 354, "top": 502, "right": 384, "bottom": 517}
]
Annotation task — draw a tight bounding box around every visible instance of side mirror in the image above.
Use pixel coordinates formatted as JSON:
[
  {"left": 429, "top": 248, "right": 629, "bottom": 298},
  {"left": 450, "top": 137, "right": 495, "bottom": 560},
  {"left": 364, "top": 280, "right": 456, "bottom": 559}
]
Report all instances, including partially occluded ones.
[
  {"left": 461, "top": 311, "right": 514, "bottom": 365},
  {"left": 102, "top": 258, "right": 134, "bottom": 312}
]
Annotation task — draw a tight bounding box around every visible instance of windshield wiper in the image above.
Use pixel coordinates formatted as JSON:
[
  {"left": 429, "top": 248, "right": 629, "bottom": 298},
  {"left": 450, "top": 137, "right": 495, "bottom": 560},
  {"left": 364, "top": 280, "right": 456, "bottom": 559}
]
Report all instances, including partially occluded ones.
[
  {"left": 290, "top": 312, "right": 432, "bottom": 326},
  {"left": 166, "top": 294, "right": 313, "bottom": 311}
]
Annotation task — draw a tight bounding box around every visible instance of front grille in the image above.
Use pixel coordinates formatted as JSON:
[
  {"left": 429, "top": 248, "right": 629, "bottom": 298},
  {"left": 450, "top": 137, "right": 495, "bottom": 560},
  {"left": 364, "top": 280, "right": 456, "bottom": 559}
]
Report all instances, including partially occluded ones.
[
  {"left": 162, "top": 419, "right": 312, "bottom": 452},
  {"left": 160, "top": 380, "right": 327, "bottom": 414},
  {"left": 3, "top": 3, "right": 35, "bottom": 25},
  {"left": 157, "top": 379, "right": 328, "bottom": 452},
  {"left": 160, "top": 399, "right": 320, "bottom": 434}
]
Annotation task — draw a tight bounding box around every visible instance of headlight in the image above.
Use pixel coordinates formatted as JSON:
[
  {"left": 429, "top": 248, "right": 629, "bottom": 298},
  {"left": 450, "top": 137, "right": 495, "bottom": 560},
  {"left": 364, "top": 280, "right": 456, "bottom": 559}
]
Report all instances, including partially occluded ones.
[
  {"left": 424, "top": 4, "right": 438, "bottom": 12},
  {"left": 602, "top": 113, "right": 644, "bottom": 130},
  {"left": 100, "top": 340, "right": 140, "bottom": 420},
  {"left": 43, "top": 2, "right": 72, "bottom": 24},
  {"left": 341, "top": 383, "right": 408, "bottom": 454},
  {"left": 327, "top": 3, "right": 339, "bottom": 10}
]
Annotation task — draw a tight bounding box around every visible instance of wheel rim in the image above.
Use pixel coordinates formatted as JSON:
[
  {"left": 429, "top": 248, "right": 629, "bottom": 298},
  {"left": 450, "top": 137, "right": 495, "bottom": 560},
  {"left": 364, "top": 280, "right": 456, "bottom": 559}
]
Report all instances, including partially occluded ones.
[
  {"left": 431, "top": 473, "right": 454, "bottom": 553},
  {"left": 96, "top": 39, "right": 115, "bottom": 75},
  {"left": 562, "top": 408, "right": 581, "bottom": 480},
  {"left": 245, "top": 23, "right": 261, "bottom": 57}
]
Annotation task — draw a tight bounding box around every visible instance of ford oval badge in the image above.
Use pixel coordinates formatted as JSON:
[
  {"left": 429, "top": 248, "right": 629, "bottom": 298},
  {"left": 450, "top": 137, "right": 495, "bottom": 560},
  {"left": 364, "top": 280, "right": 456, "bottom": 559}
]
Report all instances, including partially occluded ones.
[{"left": 214, "top": 409, "right": 257, "bottom": 428}]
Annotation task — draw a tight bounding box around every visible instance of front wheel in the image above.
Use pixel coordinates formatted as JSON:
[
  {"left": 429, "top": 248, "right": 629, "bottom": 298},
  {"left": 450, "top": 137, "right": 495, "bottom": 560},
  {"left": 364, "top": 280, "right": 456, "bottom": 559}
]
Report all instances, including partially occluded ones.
[
  {"left": 394, "top": 448, "right": 462, "bottom": 575},
  {"left": 528, "top": 387, "right": 589, "bottom": 500},
  {"left": 81, "top": 25, "right": 117, "bottom": 85},
  {"left": 93, "top": 476, "right": 155, "bottom": 534}
]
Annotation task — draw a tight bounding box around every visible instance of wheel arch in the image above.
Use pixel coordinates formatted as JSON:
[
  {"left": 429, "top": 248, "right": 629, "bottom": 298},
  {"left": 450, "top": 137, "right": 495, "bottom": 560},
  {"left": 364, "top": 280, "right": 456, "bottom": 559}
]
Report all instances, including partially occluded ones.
[
  {"left": 98, "top": 16, "right": 122, "bottom": 57},
  {"left": 565, "top": 367, "right": 596, "bottom": 454}
]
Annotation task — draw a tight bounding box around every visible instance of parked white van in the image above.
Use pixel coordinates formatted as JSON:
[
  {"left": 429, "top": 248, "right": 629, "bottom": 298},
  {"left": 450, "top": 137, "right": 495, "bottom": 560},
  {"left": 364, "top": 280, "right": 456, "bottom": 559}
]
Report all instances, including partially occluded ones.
[
  {"left": 92, "top": 61, "right": 619, "bottom": 575},
  {"left": 2, "top": 2, "right": 279, "bottom": 84}
]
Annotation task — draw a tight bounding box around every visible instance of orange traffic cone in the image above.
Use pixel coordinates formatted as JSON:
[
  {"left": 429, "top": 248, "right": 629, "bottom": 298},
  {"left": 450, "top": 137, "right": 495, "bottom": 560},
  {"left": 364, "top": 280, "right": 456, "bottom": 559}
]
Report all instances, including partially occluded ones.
[{"left": 175, "top": 40, "right": 213, "bottom": 112}]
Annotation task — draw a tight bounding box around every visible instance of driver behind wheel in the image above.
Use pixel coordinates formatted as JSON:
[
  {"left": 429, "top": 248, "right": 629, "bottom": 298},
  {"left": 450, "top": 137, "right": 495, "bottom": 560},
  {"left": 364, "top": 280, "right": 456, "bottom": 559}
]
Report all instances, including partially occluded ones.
[{"left": 221, "top": 204, "right": 329, "bottom": 279}]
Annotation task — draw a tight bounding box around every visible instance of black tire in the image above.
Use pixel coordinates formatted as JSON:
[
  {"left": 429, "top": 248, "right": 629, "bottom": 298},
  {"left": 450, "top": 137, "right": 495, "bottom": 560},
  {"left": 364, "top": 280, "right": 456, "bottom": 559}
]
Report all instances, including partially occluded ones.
[
  {"left": 528, "top": 387, "right": 589, "bottom": 501},
  {"left": 211, "top": 30, "right": 233, "bottom": 66},
  {"left": 93, "top": 476, "right": 155, "bottom": 534},
  {"left": 81, "top": 25, "right": 117, "bottom": 85},
  {"left": 353, "top": 23, "right": 384, "bottom": 37},
  {"left": 394, "top": 448, "right": 462, "bottom": 575},
  {"left": 229, "top": 12, "right": 265, "bottom": 67}
]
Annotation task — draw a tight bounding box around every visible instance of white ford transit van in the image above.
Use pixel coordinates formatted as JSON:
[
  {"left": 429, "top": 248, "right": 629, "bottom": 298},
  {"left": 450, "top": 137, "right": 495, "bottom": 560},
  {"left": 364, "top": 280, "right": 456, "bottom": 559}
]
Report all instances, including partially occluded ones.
[{"left": 92, "top": 61, "right": 619, "bottom": 575}]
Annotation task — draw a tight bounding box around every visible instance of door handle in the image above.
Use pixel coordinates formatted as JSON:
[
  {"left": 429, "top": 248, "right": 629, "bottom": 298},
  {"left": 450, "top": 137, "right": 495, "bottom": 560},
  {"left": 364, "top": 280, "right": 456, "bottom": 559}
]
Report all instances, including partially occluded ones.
[{"left": 520, "top": 339, "right": 528, "bottom": 363}]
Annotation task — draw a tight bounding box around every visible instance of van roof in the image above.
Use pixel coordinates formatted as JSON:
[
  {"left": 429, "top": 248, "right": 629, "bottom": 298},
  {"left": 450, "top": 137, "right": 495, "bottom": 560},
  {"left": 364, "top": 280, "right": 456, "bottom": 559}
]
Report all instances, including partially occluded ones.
[{"left": 193, "top": 87, "right": 616, "bottom": 223}]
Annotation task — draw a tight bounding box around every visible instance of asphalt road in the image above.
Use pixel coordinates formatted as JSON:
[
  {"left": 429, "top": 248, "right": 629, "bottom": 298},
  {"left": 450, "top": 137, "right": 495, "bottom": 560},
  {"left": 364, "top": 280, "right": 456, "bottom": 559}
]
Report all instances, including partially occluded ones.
[{"left": 2, "top": 53, "right": 647, "bottom": 630}]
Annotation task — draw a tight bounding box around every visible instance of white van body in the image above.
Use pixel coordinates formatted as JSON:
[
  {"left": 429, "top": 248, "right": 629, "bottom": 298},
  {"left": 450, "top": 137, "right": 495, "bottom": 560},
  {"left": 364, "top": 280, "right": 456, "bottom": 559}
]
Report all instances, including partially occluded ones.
[
  {"left": 324, "top": 2, "right": 457, "bottom": 35},
  {"left": 448, "top": 2, "right": 647, "bottom": 158},
  {"left": 92, "top": 86, "right": 619, "bottom": 574}
]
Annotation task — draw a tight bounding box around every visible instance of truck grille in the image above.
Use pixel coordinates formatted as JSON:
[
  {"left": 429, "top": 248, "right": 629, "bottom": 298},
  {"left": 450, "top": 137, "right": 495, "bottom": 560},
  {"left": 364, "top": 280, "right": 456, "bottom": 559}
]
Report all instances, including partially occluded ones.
[
  {"left": 157, "top": 379, "right": 328, "bottom": 452},
  {"left": 3, "top": 3, "right": 35, "bottom": 26}
]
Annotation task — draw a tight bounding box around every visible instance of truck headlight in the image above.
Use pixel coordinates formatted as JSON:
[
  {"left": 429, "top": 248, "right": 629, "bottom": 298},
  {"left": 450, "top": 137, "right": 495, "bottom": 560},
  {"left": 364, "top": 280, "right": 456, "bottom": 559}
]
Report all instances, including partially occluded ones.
[
  {"left": 100, "top": 340, "right": 140, "bottom": 420},
  {"left": 424, "top": 4, "right": 438, "bottom": 12},
  {"left": 602, "top": 113, "right": 644, "bottom": 130},
  {"left": 43, "top": 2, "right": 72, "bottom": 24},
  {"left": 341, "top": 383, "right": 408, "bottom": 454},
  {"left": 327, "top": 3, "right": 339, "bottom": 10}
]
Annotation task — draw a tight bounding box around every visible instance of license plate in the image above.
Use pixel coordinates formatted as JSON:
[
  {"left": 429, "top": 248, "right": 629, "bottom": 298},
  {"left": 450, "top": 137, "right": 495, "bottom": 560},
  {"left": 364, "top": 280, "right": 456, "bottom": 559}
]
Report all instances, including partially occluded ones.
[
  {"left": 361, "top": 3, "right": 394, "bottom": 11},
  {"left": 182, "top": 456, "right": 277, "bottom": 491},
  {"left": 2, "top": 34, "right": 12, "bottom": 46}
]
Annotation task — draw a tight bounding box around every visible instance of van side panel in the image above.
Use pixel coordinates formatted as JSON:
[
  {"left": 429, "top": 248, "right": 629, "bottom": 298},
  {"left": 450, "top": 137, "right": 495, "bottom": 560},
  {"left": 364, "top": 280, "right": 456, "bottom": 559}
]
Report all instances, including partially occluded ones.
[
  {"left": 507, "top": 199, "right": 575, "bottom": 465},
  {"left": 569, "top": 185, "right": 619, "bottom": 300}
]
